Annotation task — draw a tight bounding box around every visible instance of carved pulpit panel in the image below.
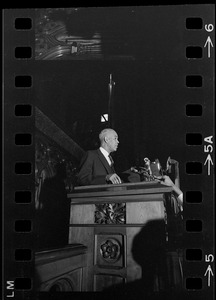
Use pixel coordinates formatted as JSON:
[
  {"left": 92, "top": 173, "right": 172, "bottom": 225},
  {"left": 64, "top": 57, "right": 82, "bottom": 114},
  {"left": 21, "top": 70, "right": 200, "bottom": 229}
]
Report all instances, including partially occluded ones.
[{"left": 68, "top": 182, "right": 177, "bottom": 292}]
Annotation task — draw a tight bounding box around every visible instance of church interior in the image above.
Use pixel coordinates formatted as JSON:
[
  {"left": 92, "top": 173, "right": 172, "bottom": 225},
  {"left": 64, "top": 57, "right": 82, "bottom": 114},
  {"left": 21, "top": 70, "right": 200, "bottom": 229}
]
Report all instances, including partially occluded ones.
[{"left": 32, "top": 6, "right": 203, "bottom": 297}]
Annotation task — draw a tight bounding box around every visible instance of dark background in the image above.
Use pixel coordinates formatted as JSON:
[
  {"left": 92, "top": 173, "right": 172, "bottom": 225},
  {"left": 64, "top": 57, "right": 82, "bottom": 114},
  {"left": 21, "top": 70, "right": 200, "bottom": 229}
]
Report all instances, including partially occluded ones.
[
  {"left": 33, "top": 5, "right": 211, "bottom": 194},
  {"left": 3, "top": 6, "right": 214, "bottom": 299},
  {"left": 35, "top": 60, "right": 187, "bottom": 168}
]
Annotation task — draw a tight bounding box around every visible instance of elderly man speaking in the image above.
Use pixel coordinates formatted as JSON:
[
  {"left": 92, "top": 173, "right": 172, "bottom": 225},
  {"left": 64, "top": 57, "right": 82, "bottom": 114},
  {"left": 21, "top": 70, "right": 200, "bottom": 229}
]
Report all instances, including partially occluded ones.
[
  {"left": 76, "top": 128, "right": 183, "bottom": 209},
  {"left": 77, "top": 128, "right": 122, "bottom": 185}
]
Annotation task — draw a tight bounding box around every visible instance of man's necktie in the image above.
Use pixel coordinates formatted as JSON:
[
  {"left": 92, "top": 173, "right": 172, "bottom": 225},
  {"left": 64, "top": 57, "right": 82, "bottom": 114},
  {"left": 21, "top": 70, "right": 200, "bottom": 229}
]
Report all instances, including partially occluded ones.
[
  {"left": 108, "top": 154, "right": 114, "bottom": 166},
  {"left": 108, "top": 155, "right": 115, "bottom": 172}
]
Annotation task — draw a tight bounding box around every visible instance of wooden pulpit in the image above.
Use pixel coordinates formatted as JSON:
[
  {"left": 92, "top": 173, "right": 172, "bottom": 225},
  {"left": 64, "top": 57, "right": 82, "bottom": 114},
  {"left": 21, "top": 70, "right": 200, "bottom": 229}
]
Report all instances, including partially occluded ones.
[{"left": 68, "top": 181, "right": 182, "bottom": 292}]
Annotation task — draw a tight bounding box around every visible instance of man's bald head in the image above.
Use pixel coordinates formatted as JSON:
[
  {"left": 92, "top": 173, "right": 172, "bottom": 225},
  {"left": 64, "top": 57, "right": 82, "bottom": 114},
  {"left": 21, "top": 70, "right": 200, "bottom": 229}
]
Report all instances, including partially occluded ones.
[
  {"left": 99, "top": 128, "right": 119, "bottom": 153},
  {"left": 99, "top": 128, "right": 115, "bottom": 143}
]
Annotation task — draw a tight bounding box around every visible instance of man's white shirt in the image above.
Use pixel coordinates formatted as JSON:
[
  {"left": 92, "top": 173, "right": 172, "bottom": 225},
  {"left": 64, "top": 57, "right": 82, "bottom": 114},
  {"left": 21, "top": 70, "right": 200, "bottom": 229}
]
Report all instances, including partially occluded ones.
[{"left": 99, "top": 147, "right": 112, "bottom": 166}]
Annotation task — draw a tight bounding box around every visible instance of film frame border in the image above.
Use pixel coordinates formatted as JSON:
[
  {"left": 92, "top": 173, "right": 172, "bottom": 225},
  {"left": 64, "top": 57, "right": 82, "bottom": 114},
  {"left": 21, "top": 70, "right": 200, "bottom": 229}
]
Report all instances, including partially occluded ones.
[{"left": 2, "top": 5, "right": 215, "bottom": 300}]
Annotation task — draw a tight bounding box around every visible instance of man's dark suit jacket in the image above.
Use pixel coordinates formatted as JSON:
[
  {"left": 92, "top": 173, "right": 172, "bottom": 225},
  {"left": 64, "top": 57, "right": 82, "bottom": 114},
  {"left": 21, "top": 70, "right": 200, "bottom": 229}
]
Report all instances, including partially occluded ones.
[{"left": 76, "top": 149, "right": 115, "bottom": 186}]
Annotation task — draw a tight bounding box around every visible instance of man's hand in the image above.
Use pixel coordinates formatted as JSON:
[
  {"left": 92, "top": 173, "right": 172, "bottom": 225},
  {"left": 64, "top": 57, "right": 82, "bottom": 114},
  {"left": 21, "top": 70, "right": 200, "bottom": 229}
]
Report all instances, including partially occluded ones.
[{"left": 106, "top": 173, "right": 122, "bottom": 184}]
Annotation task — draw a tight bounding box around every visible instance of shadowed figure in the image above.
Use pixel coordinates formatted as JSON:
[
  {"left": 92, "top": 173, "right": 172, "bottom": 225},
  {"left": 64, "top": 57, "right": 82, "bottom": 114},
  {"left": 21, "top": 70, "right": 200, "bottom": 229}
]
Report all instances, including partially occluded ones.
[
  {"left": 130, "top": 220, "right": 168, "bottom": 294},
  {"left": 35, "top": 163, "right": 70, "bottom": 250},
  {"left": 104, "top": 220, "right": 184, "bottom": 299}
]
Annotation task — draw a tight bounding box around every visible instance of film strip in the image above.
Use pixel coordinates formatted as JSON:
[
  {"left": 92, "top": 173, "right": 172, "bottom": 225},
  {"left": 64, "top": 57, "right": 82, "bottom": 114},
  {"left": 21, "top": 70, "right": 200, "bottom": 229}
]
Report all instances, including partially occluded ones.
[{"left": 2, "top": 6, "right": 215, "bottom": 300}]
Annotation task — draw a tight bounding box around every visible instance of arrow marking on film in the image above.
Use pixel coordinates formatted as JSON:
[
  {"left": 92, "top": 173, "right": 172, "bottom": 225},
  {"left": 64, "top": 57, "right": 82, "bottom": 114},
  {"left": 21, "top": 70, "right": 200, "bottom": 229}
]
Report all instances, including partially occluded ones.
[
  {"left": 204, "top": 265, "right": 214, "bottom": 287},
  {"left": 204, "top": 154, "right": 213, "bottom": 175},
  {"left": 204, "top": 36, "right": 214, "bottom": 58}
]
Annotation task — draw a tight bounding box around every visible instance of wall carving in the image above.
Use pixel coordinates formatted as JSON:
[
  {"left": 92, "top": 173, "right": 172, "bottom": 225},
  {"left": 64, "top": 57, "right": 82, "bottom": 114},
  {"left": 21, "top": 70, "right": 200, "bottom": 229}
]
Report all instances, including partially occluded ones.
[
  {"left": 35, "top": 107, "right": 84, "bottom": 210},
  {"left": 35, "top": 131, "right": 78, "bottom": 209},
  {"left": 49, "top": 278, "right": 74, "bottom": 292},
  {"left": 35, "top": 241, "right": 87, "bottom": 291},
  {"left": 35, "top": 8, "right": 102, "bottom": 60},
  {"left": 35, "top": 8, "right": 135, "bottom": 60}
]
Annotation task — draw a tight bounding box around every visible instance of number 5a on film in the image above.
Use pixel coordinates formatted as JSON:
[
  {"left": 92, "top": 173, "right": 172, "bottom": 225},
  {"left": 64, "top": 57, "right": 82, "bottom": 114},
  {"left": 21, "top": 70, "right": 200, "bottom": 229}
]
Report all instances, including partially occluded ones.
[{"left": 204, "top": 135, "right": 213, "bottom": 176}]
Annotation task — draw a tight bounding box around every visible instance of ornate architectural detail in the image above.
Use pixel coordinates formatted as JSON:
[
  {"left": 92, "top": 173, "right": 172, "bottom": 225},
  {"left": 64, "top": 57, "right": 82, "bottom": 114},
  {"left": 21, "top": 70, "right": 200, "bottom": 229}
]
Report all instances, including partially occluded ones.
[
  {"left": 34, "top": 8, "right": 135, "bottom": 60},
  {"left": 35, "top": 130, "right": 78, "bottom": 210},
  {"left": 94, "top": 203, "right": 126, "bottom": 224},
  {"left": 35, "top": 8, "right": 102, "bottom": 60},
  {"left": 100, "top": 239, "right": 121, "bottom": 262},
  {"left": 35, "top": 107, "right": 84, "bottom": 210},
  {"left": 49, "top": 278, "right": 74, "bottom": 292}
]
